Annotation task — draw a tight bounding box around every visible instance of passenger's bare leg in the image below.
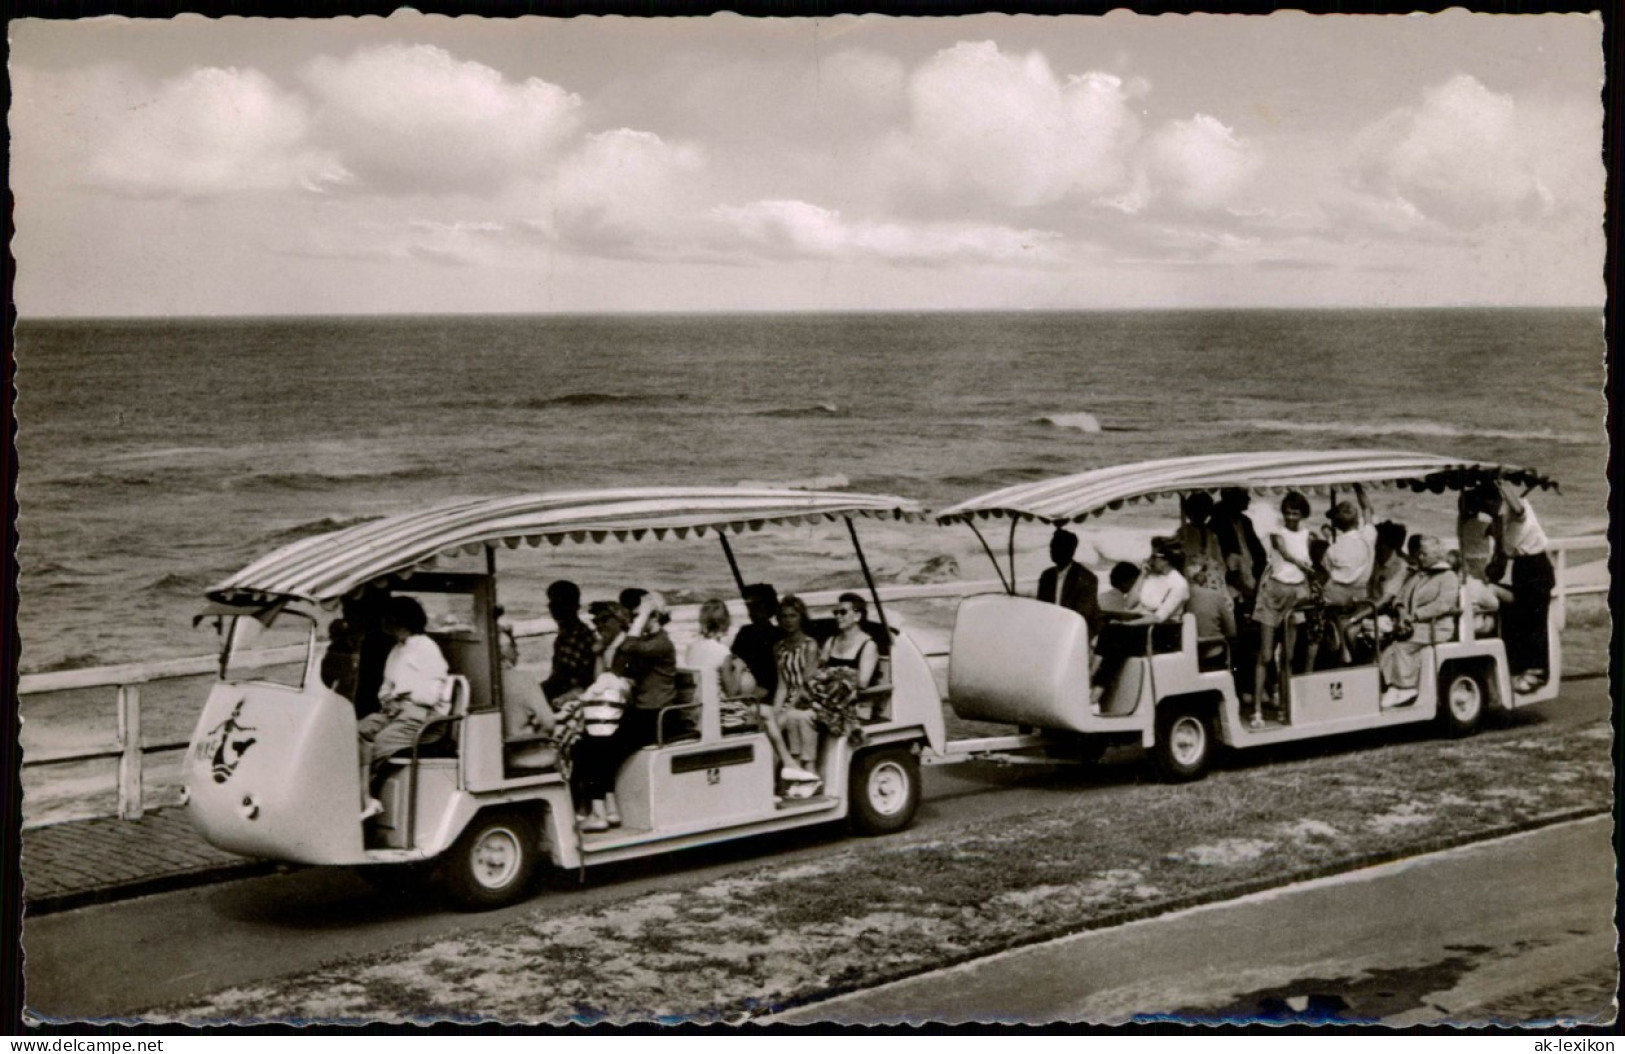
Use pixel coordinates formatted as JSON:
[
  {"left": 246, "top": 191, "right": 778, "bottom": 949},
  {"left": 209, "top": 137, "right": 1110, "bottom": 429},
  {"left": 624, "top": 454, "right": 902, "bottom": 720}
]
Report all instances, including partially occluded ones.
[
  {"left": 1252, "top": 624, "right": 1275, "bottom": 728},
  {"left": 759, "top": 704, "right": 794, "bottom": 771}
]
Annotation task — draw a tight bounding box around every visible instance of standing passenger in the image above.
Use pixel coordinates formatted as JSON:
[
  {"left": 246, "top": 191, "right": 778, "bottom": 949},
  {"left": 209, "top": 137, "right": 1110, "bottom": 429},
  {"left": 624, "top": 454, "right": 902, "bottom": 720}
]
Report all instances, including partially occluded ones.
[
  {"left": 1479, "top": 481, "right": 1555, "bottom": 691},
  {"left": 1212, "top": 488, "right": 1267, "bottom": 606},
  {"left": 541, "top": 580, "right": 597, "bottom": 704},
  {"left": 1174, "top": 492, "right": 1227, "bottom": 588},
  {"left": 1251, "top": 491, "right": 1315, "bottom": 728}
]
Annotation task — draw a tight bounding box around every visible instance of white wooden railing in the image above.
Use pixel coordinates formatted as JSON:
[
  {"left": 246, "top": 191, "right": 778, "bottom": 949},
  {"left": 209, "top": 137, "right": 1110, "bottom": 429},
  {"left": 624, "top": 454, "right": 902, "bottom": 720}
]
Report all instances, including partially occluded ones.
[{"left": 17, "top": 535, "right": 1607, "bottom": 828}]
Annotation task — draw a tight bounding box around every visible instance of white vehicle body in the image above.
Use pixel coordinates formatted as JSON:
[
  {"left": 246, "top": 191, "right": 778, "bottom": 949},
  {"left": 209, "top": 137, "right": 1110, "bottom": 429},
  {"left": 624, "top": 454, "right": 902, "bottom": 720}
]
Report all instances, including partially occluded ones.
[
  {"left": 184, "top": 488, "right": 942, "bottom": 908},
  {"left": 930, "top": 449, "right": 1562, "bottom": 780}
]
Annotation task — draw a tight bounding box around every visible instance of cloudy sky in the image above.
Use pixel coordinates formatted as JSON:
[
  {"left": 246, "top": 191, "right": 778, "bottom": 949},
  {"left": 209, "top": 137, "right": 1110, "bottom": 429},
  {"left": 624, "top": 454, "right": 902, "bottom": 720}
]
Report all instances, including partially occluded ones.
[{"left": 10, "top": 12, "right": 1605, "bottom": 316}]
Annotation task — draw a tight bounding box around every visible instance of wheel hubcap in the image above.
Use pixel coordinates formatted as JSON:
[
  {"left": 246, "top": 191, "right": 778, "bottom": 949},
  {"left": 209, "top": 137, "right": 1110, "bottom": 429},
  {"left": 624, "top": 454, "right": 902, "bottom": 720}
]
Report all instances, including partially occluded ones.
[
  {"left": 868, "top": 762, "right": 908, "bottom": 816},
  {"left": 1170, "top": 716, "right": 1206, "bottom": 766},
  {"left": 1449, "top": 678, "right": 1482, "bottom": 722},
  {"left": 472, "top": 827, "right": 521, "bottom": 889}
]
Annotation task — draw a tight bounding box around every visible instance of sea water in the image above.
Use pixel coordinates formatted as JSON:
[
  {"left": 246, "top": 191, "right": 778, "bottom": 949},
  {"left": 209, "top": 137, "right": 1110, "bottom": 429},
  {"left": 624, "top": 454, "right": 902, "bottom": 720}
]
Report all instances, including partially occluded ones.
[{"left": 13, "top": 309, "right": 1608, "bottom": 819}]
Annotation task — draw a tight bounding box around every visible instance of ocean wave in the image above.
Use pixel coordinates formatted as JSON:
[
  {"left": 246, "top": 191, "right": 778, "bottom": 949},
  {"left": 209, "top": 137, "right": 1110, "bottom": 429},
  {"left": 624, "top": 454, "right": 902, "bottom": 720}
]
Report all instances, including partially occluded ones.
[
  {"left": 750, "top": 402, "right": 845, "bottom": 418},
  {"left": 1033, "top": 412, "right": 1139, "bottom": 433},
  {"left": 1235, "top": 419, "right": 1597, "bottom": 445},
  {"left": 263, "top": 515, "right": 383, "bottom": 545},
  {"left": 233, "top": 466, "right": 442, "bottom": 492},
  {"left": 47, "top": 472, "right": 165, "bottom": 490},
  {"left": 151, "top": 571, "right": 210, "bottom": 593},
  {"left": 734, "top": 473, "right": 852, "bottom": 491},
  {"left": 941, "top": 465, "right": 1060, "bottom": 490},
  {"left": 517, "top": 392, "right": 664, "bottom": 410}
]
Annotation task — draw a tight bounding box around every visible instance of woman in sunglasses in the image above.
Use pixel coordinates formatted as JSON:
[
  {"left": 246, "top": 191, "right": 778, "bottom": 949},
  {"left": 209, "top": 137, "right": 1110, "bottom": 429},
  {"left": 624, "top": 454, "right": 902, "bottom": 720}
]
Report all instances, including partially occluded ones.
[{"left": 821, "top": 593, "right": 880, "bottom": 688}]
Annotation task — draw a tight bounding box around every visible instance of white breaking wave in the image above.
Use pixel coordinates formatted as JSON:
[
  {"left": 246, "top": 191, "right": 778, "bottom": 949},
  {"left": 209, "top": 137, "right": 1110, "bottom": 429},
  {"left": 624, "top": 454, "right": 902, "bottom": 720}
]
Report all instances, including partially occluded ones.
[
  {"left": 1036, "top": 412, "right": 1102, "bottom": 433},
  {"left": 1237, "top": 419, "right": 1595, "bottom": 446}
]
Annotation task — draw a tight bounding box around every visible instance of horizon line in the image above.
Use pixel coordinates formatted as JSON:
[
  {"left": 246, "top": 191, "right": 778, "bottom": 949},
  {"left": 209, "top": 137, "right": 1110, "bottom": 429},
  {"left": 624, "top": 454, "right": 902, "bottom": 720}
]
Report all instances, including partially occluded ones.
[{"left": 15, "top": 303, "right": 1604, "bottom": 323}]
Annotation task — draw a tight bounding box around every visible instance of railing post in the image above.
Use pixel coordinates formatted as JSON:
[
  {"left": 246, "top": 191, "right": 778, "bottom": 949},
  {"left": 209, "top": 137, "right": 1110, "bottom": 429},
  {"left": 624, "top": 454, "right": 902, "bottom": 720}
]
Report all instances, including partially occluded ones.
[
  {"left": 1554, "top": 542, "right": 1568, "bottom": 632},
  {"left": 117, "top": 683, "right": 144, "bottom": 820}
]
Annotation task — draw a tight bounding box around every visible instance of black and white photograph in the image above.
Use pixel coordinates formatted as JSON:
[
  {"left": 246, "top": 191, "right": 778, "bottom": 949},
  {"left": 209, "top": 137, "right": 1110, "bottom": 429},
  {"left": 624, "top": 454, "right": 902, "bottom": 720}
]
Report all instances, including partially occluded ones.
[{"left": 8, "top": 7, "right": 1614, "bottom": 1030}]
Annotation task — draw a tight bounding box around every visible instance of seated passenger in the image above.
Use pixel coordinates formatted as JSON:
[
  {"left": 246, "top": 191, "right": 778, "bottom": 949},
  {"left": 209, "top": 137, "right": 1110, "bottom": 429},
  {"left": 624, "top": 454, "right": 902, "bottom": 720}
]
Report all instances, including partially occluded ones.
[
  {"left": 1098, "top": 561, "right": 1142, "bottom": 616},
  {"left": 320, "top": 618, "right": 361, "bottom": 702},
  {"left": 541, "top": 580, "right": 597, "bottom": 704},
  {"left": 821, "top": 593, "right": 881, "bottom": 685},
  {"left": 1186, "top": 561, "right": 1237, "bottom": 664},
  {"left": 1037, "top": 528, "right": 1101, "bottom": 638},
  {"left": 501, "top": 633, "right": 556, "bottom": 772},
  {"left": 686, "top": 598, "right": 755, "bottom": 699},
  {"left": 730, "top": 583, "right": 783, "bottom": 702},
  {"left": 1251, "top": 491, "right": 1315, "bottom": 727},
  {"left": 805, "top": 593, "right": 882, "bottom": 743},
  {"left": 357, "top": 596, "right": 451, "bottom": 818},
  {"left": 1370, "top": 520, "right": 1411, "bottom": 607},
  {"left": 1455, "top": 550, "right": 1509, "bottom": 637},
  {"left": 770, "top": 594, "right": 823, "bottom": 786},
  {"left": 1091, "top": 538, "right": 1190, "bottom": 707},
  {"left": 1378, "top": 537, "right": 1460, "bottom": 708}
]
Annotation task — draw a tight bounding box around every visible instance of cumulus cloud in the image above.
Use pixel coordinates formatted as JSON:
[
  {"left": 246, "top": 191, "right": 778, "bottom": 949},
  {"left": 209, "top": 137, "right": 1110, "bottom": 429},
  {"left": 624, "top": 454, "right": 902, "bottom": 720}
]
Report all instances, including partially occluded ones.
[
  {"left": 902, "top": 41, "right": 1141, "bottom": 208},
  {"left": 74, "top": 66, "right": 340, "bottom": 198},
  {"left": 1144, "top": 114, "right": 1263, "bottom": 212},
  {"left": 1346, "top": 74, "right": 1560, "bottom": 229},
  {"left": 549, "top": 129, "right": 710, "bottom": 257},
  {"left": 303, "top": 44, "right": 582, "bottom": 194},
  {"left": 713, "top": 199, "right": 1063, "bottom": 265}
]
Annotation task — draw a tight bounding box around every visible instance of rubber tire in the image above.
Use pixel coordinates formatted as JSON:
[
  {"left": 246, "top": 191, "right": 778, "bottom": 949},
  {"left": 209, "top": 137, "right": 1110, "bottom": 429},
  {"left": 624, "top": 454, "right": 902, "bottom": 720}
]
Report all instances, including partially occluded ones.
[
  {"left": 1154, "top": 704, "right": 1213, "bottom": 783},
  {"left": 849, "top": 747, "right": 921, "bottom": 836},
  {"left": 441, "top": 810, "right": 540, "bottom": 911},
  {"left": 1438, "top": 668, "right": 1486, "bottom": 737}
]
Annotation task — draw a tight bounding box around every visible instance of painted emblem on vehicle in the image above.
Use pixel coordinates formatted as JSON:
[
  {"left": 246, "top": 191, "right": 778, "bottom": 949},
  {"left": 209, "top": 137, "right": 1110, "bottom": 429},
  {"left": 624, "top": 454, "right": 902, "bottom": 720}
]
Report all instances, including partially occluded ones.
[
  {"left": 1329, "top": 681, "right": 1344, "bottom": 701},
  {"left": 199, "top": 700, "right": 258, "bottom": 784},
  {"left": 707, "top": 767, "right": 721, "bottom": 785}
]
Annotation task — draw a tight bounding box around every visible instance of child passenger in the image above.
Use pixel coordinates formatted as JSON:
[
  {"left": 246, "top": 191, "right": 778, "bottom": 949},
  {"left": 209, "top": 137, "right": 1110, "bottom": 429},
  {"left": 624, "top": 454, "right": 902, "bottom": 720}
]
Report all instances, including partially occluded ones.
[{"left": 1251, "top": 491, "right": 1315, "bottom": 728}]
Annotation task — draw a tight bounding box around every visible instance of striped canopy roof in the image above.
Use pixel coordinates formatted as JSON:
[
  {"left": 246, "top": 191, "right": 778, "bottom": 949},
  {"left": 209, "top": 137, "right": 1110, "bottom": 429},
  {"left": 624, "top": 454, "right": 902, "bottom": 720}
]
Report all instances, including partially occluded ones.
[
  {"left": 208, "top": 487, "right": 922, "bottom": 605},
  {"left": 935, "top": 450, "right": 1557, "bottom": 526}
]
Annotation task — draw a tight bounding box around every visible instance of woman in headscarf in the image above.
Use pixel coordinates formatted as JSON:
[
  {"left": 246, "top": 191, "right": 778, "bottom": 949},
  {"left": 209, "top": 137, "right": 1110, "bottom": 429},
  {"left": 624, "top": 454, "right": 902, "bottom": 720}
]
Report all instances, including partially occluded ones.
[{"left": 1378, "top": 536, "right": 1460, "bottom": 709}]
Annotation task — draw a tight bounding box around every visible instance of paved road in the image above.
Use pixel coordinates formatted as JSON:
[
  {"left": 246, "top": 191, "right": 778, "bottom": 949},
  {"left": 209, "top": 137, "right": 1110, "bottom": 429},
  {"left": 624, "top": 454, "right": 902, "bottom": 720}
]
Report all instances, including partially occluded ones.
[
  {"left": 24, "top": 678, "right": 1611, "bottom": 1021},
  {"left": 774, "top": 815, "right": 1618, "bottom": 1025}
]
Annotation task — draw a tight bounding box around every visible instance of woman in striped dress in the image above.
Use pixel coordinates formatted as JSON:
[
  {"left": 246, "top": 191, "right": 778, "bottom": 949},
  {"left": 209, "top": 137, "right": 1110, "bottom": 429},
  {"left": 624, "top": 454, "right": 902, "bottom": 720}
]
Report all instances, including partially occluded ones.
[{"left": 769, "top": 594, "right": 823, "bottom": 783}]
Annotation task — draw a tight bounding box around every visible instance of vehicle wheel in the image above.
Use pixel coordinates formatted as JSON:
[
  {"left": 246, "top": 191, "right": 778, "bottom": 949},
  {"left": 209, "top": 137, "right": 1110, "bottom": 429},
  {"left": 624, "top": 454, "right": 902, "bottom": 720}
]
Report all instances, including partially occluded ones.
[
  {"left": 442, "top": 810, "right": 539, "bottom": 911},
  {"left": 1439, "top": 668, "right": 1486, "bottom": 737},
  {"left": 1154, "top": 704, "right": 1212, "bottom": 783},
  {"left": 849, "top": 747, "right": 920, "bottom": 836}
]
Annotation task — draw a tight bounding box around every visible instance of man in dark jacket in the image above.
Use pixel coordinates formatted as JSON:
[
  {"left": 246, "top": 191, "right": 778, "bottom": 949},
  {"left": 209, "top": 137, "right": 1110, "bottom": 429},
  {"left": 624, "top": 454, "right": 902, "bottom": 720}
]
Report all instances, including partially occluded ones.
[{"left": 1037, "top": 528, "right": 1100, "bottom": 638}]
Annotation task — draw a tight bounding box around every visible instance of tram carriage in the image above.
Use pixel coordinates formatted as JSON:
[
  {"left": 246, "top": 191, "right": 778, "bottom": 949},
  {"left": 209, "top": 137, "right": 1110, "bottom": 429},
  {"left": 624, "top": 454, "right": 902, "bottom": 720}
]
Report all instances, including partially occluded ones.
[
  {"left": 930, "top": 450, "right": 1563, "bottom": 781},
  {"left": 184, "top": 488, "right": 942, "bottom": 909}
]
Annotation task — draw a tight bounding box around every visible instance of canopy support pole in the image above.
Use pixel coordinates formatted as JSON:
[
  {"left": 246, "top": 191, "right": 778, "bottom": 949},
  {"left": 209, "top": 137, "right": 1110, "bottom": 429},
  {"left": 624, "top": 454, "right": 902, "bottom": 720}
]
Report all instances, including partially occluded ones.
[
  {"left": 845, "top": 517, "right": 893, "bottom": 642},
  {"left": 1007, "top": 518, "right": 1019, "bottom": 596},
  {"left": 718, "top": 531, "right": 749, "bottom": 599},
  {"left": 967, "top": 521, "right": 1012, "bottom": 594}
]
